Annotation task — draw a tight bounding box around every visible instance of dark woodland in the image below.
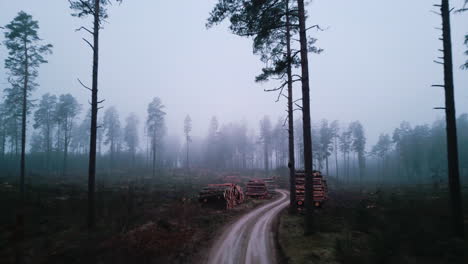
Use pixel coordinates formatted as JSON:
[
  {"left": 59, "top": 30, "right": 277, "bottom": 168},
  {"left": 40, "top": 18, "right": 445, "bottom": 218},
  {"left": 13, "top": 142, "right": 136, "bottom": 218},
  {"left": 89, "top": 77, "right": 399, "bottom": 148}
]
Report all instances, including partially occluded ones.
[{"left": 0, "top": 0, "right": 468, "bottom": 264}]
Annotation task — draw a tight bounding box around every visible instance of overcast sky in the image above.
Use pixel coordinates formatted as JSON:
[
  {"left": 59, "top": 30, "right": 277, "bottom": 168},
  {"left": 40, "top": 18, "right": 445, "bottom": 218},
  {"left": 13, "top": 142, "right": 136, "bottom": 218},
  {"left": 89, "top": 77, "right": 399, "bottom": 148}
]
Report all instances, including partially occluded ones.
[{"left": 0, "top": 0, "right": 467, "bottom": 148}]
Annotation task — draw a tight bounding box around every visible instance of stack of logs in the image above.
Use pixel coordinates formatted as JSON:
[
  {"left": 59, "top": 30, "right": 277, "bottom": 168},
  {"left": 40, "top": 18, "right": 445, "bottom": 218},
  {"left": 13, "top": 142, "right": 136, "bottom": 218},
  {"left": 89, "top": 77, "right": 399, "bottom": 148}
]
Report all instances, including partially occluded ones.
[
  {"left": 262, "top": 177, "right": 278, "bottom": 194},
  {"left": 198, "top": 183, "right": 244, "bottom": 209},
  {"left": 295, "top": 170, "right": 328, "bottom": 208},
  {"left": 245, "top": 179, "right": 268, "bottom": 199}
]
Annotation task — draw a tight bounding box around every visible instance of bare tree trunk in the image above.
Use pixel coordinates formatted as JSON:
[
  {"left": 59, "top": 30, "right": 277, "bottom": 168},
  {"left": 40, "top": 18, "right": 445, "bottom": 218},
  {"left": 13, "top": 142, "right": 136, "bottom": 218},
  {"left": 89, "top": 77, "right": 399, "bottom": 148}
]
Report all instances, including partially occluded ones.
[
  {"left": 286, "top": 0, "right": 296, "bottom": 214},
  {"left": 264, "top": 142, "right": 269, "bottom": 176},
  {"left": 325, "top": 156, "right": 329, "bottom": 176},
  {"left": 16, "top": 38, "right": 29, "bottom": 264},
  {"left": 297, "top": 0, "right": 315, "bottom": 234},
  {"left": 63, "top": 131, "right": 68, "bottom": 177},
  {"left": 334, "top": 137, "right": 339, "bottom": 181},
  {"left": 186, "top": 136, "right": 189, "bottom": 170},
  {"left": 358, "top": 152, "right": 364, "bottom": 193},
  {"left": 88, "top": 0, "right": 100, "bottom": 230},
  {"left": 46, "top": 122, "right": 51, "bottom": 177},
  {"left": 152, "top": 139, "right": 156, "bottom": 178},
  {"left": 347, "top": 152, "right": 350, "bottom": 184},
  {"left": 441, "top": 0, "right": 465, "bottom": 239},
  {"left": 20, "top": 40, "right": 28, "bottom": 206}
]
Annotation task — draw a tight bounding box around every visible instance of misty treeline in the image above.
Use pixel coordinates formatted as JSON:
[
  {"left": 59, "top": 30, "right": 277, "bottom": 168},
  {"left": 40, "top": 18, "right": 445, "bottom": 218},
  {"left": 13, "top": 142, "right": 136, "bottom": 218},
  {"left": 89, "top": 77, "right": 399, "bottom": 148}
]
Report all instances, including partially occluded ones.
[{"left": 2, "top": 89, "right": 468, "bottom": 188}]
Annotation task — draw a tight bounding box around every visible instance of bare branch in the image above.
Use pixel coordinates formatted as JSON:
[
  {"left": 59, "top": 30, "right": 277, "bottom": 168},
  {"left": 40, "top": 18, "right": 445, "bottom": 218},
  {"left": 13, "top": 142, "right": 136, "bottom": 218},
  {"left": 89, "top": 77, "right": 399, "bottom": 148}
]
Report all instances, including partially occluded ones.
[
  {"left": 283, "top": 116, "right": 288, "bottom": 127},
  {"left": 82, "top": 38, "right": 94, "bottom": 50},
  {"left": 77, "top": 78, "right": 92, "bottom": 91},
  {"left": 431, "top": 84, "right": 445, "bottom": 88},
  {"left": 433, "top": 60, "right": 444, "bottom": 65},
  {"left": 264, "top": 81, "right": 287, "bottom": 92},
  {"left": 434, "top": 107, "right": 446, "bottom": 110},
  {"left": 76, "top": 26, "right": 94, "bottom": 35},
  {"left": 305, "top": 24, "right": 327, "bottom": 32}
]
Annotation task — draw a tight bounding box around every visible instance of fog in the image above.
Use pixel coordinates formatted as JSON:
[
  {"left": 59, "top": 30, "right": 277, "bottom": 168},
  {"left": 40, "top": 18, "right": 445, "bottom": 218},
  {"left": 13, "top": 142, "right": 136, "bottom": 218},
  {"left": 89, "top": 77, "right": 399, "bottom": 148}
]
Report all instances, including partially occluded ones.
[
  {"left": 1, "top": 0, "right": 467, "bottom": 148},
  {"left": 1, "top": 1, "right": 468, "bottom": 263}
]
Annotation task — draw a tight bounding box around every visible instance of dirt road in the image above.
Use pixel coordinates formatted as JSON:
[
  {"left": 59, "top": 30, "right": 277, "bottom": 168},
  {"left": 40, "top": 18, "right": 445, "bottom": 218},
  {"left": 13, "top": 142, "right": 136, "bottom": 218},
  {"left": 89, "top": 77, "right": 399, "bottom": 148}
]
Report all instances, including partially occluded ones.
[{"left": 207, "top": 189, "right": 289, "bottom": 264}]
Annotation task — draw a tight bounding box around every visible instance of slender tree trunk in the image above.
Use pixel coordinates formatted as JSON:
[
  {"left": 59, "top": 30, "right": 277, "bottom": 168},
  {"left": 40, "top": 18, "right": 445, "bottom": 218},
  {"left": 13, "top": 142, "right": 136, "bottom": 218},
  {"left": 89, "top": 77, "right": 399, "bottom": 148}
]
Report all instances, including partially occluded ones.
[
  {"left": 346, "top": 152, "right": 350, "bottom": 184},
  {"left": 63, "top": 129, "right": 68, "bottom": 177},
  {"left": 342, "top": 150, "right": 346, "bottom": 184},
  {"left": 20, "top": 41, "right": 28, "bottom": 206},
  {"left": 152, "top": 139, "right": 156, "bottom": 178},
  {"left": 264, "top": 142, "right": 269, "bottom": 176},
  {"left": 110, "top": 141, "right": 114, "bottom": 171},
  {"left": 286, "top": 0, "right": 296, "bottom": 213},
  {"left": 16, "top": 39, "right": 29, "bottom": 264},
  {"left": 334, "top": 137, "right": 339, "bottom": 181},
  {"left": 358, "top": 152, "right": 364, "bottom": 193},
  {"left": 325, "top": 156, "right": 329, "bottom": 176},
  {"left": 1, "top": 129, "right": 5, "bottom": 161},
  {"left": 46, "top": 122, "right": 51, "bottom": 177},
  {"left": 297, "top": 0, "right": 315, "bottom": 234},
  {"left": 441, "top": 0, "right": 465, "bottom": 239},
  {"left": 186, "top": 136, "right": 189, "bottom": 170},
  {"left": 88, "top": 0, "right": 100, "bottom": 230}
]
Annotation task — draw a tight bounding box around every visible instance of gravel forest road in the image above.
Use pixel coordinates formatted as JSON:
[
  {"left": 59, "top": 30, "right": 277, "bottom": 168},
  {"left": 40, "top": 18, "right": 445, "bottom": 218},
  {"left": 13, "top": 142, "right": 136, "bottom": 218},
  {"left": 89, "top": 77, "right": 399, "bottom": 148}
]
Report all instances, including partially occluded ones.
[{"left": 206, "top": 189, "right": 289, "bottom": 264}]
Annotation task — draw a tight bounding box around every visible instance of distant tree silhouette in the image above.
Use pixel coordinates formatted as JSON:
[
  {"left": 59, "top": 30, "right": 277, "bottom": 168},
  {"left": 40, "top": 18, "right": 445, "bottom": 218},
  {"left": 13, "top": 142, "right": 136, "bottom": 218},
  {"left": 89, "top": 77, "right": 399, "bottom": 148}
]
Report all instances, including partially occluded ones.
[
  {"left": 146, "top": 97, "right": 166, "bottom": 178},
  {"left": 349, "top": 121, "right": 366, "bottom": 192},
  {"left": 55, "top": 94, "right": 81, "bottom": 177},
  {"left": 371, "top": 133, "right": 392, "bottom": 183},
  {"left": 184, "top": 115, "right": 192, "bottom": 169},
  {"left": 319, "top": 120, "right": 333, "bottom": 176},
  {"left": 33, "top": 94, "right": 57, "bottom": 176},
  {"left": 103, "top": 106, "right": 121, "bottom": 170},
  {"left": 124, "top": 113, "right": 139, "bottom": 169},
  {"left": 260, "top": 116, "right": 272, "bottom": 175},
  {"left": 339, "top": 128, "right": 352, "bottom": 184},
  {"left": 330, "top": 120, "right": 340, "bottom": 180}
]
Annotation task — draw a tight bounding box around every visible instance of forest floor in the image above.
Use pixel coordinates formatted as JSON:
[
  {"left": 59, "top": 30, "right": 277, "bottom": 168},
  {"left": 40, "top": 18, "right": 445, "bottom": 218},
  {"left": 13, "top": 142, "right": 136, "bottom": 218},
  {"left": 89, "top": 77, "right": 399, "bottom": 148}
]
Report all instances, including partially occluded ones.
[
  {"left": 278, "top": 186, "right": 468, "bottom": 264},
  {"left": 0, "top": 172, "right": 275, "bottom": 264}
]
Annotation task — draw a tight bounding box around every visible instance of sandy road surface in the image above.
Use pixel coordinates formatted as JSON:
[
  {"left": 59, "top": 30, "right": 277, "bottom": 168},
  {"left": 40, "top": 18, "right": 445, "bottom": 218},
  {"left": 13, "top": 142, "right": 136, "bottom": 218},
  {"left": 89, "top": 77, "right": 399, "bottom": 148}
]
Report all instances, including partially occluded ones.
[{"left": 206, "top": 190, "right": 289, "bottom": 264}]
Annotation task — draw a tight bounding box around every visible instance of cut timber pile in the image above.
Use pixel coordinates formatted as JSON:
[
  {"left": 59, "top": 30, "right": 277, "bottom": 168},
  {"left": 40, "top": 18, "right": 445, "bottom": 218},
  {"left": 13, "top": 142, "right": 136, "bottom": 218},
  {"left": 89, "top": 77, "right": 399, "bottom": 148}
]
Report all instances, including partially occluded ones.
[
  {"left": 262, "top": 177, "right": 278, "bottom": 194},
  {"left": 295, "top": 170, "right": 328, "bottom": 209},
  {"left": 198, "top": 183, "right": 244, "bottom": 209},
  {"left": 245, "top": 179, "right": 268, "bottom": 199}
]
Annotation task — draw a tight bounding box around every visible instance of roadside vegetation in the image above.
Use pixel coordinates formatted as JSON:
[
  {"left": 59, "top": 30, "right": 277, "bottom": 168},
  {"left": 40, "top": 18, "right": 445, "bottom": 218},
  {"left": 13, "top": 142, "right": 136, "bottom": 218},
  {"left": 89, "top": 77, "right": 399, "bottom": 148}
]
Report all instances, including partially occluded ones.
[{"left": 279, "top": 184, "right": 468, "bottom": 264}]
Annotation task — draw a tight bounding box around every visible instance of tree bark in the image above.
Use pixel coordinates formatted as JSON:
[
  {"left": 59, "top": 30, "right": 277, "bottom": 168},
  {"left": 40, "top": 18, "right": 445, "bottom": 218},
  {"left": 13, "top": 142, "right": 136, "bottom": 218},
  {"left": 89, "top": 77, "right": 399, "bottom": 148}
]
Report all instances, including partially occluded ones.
[
  {"left": 297, "top": 0, "right": 315, "bottom": 234},
  {"left": 88, "top": 0, "right": 100, "bottom": 230},
  {"left": 285, "top": 0, "right": 296, "bottom": 214},
  {"left": 441, "top": 0, "right": 465, "bottom": 239}
]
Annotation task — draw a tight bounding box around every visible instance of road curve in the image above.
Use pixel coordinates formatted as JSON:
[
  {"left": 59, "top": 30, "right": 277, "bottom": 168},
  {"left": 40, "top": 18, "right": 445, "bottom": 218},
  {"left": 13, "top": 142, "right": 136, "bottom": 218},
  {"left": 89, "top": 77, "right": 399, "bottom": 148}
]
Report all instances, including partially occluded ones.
[{"left": 207, "top": 189, "right": 290, "bottom": 264}]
